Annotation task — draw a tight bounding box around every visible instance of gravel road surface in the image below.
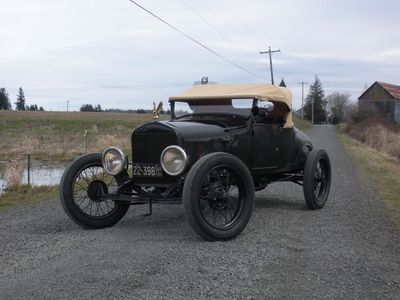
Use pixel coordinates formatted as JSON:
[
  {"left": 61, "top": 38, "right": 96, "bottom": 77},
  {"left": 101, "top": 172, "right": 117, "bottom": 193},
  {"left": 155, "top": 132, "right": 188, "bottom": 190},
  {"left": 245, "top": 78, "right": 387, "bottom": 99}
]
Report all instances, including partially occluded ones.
[{"left": 1, "top": 125, "right": 399, "bottom": 299}]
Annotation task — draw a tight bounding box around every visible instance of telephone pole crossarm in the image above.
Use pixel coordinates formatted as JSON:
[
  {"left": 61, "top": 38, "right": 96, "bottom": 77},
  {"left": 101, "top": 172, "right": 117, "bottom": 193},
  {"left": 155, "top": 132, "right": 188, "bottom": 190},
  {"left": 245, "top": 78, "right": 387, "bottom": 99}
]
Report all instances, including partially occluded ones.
[{"left": 260, "top": 46, "right": 281, "bottom": 85}]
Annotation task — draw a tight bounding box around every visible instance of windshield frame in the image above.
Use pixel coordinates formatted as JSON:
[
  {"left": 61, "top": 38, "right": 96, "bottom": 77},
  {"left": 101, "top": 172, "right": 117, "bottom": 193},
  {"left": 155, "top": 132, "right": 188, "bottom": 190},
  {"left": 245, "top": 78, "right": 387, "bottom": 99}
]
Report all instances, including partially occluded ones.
[{"left": 169, "top": 98, "right": 257, "bottom": 120}]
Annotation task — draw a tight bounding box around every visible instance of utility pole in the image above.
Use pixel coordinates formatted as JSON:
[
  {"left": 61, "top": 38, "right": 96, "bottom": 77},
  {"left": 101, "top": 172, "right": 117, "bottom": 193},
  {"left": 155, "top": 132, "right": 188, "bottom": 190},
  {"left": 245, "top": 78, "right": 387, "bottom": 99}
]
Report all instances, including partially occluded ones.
[
  {"left": 297, "top": 81, "right": 308, "bottom": 120},
  {"left": 312, "top": 99, "right": 314, "bottom": 125},
  {"left": 67, "top": 100, "right": 70, "bottom": 112},
  {"left": 260, "top": 46, "right": 281, "bottom": 84}
]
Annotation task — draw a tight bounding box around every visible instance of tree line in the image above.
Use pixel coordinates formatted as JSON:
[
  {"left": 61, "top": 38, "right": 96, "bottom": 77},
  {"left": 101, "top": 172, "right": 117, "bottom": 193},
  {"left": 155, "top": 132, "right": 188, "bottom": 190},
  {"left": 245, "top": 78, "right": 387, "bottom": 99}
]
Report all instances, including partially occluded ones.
[
  {"left": 2, "top": 81, "right": 351, "bottom": 122},
  {"left": 80, "top": 104, "right": 170, "bottom": 114},
  {"left": 302, "top": 75, "right": 351, "bottom": 124},
  {"left": 0, "top": 87, "right": 44, "bottom": 111}
]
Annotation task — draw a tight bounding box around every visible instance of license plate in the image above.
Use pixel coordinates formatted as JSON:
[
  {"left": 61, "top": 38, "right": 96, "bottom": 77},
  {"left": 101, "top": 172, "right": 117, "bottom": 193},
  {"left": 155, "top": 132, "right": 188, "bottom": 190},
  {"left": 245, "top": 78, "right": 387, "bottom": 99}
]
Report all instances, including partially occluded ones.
[{"left": 132, "top": 163, "right": 163, "bottom": 177}]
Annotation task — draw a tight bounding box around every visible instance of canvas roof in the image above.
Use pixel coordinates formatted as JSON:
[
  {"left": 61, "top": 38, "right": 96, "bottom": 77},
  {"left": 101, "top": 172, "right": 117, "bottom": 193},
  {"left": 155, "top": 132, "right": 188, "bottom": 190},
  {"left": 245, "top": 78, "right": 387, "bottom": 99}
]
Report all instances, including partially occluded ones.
[
  {"left": 169, "top": 83, "right": 292, "bottom": 109},
  {"left": 169, "top": 83, "right": 294, "bottom": 128}
]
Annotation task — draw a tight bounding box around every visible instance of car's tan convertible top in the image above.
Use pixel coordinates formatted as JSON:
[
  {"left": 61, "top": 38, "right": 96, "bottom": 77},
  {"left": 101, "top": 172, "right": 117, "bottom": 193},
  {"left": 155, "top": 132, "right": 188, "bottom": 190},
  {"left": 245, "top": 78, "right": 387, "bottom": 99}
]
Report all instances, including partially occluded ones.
[{"left": 169, "top": 83, "right": 293, "bottom": 128}]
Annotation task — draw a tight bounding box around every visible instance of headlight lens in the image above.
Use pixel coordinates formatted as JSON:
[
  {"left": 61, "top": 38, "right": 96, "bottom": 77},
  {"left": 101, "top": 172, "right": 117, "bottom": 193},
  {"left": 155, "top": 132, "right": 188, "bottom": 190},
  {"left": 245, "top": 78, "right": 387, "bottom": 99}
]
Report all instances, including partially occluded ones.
[
  {"left": 102, "top": 147, "right": 127, "bottom": 175},
  {"left": 160, "top": 145, "right": 188, "bottom": 176}
]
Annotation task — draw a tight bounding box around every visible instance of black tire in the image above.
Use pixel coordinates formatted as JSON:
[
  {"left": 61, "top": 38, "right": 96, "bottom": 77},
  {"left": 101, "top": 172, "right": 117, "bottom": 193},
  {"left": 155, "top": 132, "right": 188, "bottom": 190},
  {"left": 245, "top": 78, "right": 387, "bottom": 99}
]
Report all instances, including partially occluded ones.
[
  {"left": 183, "top": 152, "right": 255, "bottom": 241},
  {"left": 60, "top": 153, "right": 129, "bottom": 229},
  {"left": 303, "top": 149, "right": 331, "bottom": 210}
]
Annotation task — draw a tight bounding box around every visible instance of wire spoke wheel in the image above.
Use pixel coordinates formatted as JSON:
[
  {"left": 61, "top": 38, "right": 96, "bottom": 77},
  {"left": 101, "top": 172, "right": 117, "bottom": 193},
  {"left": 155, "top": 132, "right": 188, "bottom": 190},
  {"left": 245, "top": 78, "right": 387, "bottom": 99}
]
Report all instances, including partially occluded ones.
[
  {"left": 183, "top": 153, "right": 255, "bottom": 241},
  {"left": 72, "top": 164, "right": 119, "bottom": 218},
  {"left": 199, "top": 166, "right": 244, "bottom": 230},
  {"left": 303, "top": 149, "right": 331, "bottom": 210},
  {"left": 60, "top": 153, "right": 129, "bottom": 229},
  {"left": 313, "top": 161, "right": 328, "bottom": 202}
]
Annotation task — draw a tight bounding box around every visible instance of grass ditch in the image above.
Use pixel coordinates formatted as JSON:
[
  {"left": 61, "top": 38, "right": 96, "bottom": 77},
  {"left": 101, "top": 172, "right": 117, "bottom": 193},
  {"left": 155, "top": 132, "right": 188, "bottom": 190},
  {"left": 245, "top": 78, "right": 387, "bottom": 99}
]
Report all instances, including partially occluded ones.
[
  {"left": 337, "top": 127, "right": 400, "bottom": 218},
  {"left": 293, "top": 116, "right": 311, "bottom": 132},
  {"left": 0, "top": 185, "right": 58, "bottom": 210}
]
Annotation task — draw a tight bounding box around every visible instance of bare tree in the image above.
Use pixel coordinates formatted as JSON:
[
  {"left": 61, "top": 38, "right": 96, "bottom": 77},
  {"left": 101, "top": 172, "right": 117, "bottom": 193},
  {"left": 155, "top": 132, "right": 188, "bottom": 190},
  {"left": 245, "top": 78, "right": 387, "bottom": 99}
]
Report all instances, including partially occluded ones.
[{"left": 326, "top": 92, "right": 351, "bottom": 124}]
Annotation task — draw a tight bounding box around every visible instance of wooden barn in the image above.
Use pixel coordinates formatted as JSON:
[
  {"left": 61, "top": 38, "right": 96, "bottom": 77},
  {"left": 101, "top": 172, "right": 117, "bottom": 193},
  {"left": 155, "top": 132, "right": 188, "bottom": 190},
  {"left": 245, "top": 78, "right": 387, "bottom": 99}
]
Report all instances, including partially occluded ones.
[{"left": 358, "top": 81, "right": 400, "bottom": 123}]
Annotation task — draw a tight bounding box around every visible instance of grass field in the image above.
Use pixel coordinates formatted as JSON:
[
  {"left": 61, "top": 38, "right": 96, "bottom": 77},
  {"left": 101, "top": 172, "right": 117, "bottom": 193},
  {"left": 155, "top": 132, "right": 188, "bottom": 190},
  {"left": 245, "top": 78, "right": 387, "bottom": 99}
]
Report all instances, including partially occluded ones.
[
  {"left": 0, "top": 185, "right": 58, "bottom": 210},
  {"left": 0, "top": 111, "right": 309, "bottom": 161},
  {"left": 0, "top": 111, "right": 167, "bottom": 161},
  {"left": 337, "top": 128, "right": 400, "bottom": 218}
]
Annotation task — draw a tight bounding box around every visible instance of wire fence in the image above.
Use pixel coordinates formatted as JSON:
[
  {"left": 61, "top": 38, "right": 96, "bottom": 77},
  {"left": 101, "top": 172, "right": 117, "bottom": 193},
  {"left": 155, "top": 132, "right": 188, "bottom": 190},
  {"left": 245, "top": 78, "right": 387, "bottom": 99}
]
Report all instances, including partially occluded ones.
[{"left": 0, "top": 155, "right": 69, "bottom": 192}]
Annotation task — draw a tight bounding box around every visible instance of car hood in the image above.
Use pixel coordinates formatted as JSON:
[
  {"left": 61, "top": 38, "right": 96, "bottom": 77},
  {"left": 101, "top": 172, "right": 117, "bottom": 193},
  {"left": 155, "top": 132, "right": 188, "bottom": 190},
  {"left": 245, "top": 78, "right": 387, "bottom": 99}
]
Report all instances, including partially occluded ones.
[{"left": 158, "top": 120, "right": 229, "bottom": 141}]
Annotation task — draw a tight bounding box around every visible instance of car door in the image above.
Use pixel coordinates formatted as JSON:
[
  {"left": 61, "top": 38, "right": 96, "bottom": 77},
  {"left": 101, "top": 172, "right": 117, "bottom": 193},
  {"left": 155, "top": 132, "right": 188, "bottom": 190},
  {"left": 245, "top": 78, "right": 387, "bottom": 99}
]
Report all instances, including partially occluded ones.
[{"left": 251, "top": 123, "right": 280, "bottom": 172}]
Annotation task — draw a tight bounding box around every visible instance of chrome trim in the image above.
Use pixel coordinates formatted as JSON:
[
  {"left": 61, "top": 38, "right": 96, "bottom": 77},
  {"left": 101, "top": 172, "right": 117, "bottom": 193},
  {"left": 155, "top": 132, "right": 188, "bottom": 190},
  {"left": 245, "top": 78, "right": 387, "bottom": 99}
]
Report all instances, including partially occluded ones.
[{"left": 160, "top": 145, "right": 188, "bottom": 176}]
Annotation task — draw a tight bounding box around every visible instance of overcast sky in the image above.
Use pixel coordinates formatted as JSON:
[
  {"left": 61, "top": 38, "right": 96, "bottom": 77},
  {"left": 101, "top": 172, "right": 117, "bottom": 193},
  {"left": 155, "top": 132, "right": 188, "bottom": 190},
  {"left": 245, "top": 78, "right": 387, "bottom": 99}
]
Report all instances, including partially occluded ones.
[{"left": 1, "top": 0, "right": 399, "bottom": 111}]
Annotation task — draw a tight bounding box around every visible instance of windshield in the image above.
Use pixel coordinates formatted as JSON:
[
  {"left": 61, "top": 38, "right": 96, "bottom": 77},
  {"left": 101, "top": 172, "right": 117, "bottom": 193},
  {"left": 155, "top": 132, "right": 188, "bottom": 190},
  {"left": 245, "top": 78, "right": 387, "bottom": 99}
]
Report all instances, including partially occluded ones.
[{"left": 172, "top": 99, "right": 253, "bottom": 118}]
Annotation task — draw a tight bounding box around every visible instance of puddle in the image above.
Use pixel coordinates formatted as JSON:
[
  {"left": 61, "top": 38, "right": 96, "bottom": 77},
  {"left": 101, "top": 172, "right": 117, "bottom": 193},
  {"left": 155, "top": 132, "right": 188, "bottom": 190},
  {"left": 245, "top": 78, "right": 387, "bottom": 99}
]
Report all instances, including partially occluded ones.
[{"left": 0, "top": 161, "right": 69, "bottom": 193}]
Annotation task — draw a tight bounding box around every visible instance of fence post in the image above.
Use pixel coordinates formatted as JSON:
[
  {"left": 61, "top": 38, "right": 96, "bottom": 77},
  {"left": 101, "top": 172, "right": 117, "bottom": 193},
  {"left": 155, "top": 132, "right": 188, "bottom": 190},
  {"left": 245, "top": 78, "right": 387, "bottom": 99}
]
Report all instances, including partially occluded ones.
[
  {"left": 27, "top": 153, "right": 31, "bottom": 186},
  {"left": 84, "top": 130, "right": 88, "bottom": 153}
]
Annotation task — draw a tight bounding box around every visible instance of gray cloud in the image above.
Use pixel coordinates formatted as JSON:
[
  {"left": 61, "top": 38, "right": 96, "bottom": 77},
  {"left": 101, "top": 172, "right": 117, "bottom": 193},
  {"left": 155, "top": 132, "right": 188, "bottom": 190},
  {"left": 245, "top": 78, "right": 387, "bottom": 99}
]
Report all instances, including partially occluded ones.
[{"left": 1, "top": 0, "right": 399, "bottom": 110}]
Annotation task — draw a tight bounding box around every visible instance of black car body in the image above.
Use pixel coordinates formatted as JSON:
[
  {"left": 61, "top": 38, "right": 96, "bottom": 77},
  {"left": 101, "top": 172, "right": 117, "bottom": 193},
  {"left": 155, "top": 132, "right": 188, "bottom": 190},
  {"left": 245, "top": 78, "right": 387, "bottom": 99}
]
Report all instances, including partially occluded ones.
[
  {"left": 60, "top": 84, "right": 331, "bottom": 241},
  {"left": 131, "top": 114, "right": 311, "bottom": 189}
]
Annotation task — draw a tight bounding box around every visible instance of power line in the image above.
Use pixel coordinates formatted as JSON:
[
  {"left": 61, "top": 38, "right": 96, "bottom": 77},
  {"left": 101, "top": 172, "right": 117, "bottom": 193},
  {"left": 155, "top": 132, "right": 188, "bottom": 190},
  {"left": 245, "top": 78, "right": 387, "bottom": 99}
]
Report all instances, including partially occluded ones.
[
  {"left": 179, "top": 0, "right": 252, "bottom": 56},
  {"left": 127, "top": 0, "right": 262, "bottom": 79}
]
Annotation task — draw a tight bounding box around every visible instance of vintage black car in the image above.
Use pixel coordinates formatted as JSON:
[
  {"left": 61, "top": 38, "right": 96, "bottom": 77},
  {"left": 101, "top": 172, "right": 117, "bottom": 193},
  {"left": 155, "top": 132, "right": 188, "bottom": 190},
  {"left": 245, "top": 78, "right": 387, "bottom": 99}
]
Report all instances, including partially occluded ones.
[{"left": 60, "top": 84, "right": 331, "bottom": 241}]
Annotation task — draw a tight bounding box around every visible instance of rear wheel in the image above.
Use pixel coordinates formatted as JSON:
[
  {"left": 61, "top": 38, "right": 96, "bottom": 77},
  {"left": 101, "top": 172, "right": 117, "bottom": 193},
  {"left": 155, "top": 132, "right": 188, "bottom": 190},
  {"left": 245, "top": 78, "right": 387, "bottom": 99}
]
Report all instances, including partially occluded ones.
[
  {"left": 303, "top": 149, "right": 331, "bottom": 209},
  {"left": 60, "top": 153, "right": 129, "bottom": 228},
  {"left": 183, "top": 153, "right": 255, "bottom": 241}
]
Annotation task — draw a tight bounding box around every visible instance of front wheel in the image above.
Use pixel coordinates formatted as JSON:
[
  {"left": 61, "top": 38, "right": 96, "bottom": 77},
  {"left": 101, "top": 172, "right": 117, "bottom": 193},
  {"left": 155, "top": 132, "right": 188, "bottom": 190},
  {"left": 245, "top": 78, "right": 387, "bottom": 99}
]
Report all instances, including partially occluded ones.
[
  {"left": 60, "top": 153, "right": 129, "bottom": 228},
  {"left": 303, "top": 149, "right": 331, "bottom": 209},
  {"left": 183, "top": 153, "right": 255, "bottom": 241}
]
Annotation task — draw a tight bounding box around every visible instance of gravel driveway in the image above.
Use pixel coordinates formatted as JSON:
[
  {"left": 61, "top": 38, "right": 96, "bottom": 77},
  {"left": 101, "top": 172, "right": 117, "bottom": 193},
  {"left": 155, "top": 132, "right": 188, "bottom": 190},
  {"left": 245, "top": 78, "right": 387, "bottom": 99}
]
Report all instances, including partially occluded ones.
[{"left": 1, "top": 125, "right": 399, "bottom": 299}]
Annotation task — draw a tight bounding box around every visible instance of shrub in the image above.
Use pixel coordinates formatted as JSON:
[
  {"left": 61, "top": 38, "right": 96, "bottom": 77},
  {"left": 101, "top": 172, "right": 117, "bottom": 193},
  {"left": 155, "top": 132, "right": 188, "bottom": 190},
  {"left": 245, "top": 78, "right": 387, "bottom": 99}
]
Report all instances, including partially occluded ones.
[
  {"left": 345, "top": 115, "right": 400, "bottom": 160},
  {"left": 4, "top": 159, "right": 24, "bottom": 190}
]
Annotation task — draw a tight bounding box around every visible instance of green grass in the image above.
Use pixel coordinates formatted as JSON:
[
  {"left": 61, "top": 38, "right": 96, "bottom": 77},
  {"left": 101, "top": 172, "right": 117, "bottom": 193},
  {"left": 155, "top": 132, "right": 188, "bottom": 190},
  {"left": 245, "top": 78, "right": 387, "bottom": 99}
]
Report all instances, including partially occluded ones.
[
  {"left": 293, "top": 115, "right": 312, "bottom": 132},
  {"left": 337, "top": 129, "right": 400, "bottom": 218},
  {"left": 0, "top": 185, "right": 58, "bottom": 210},
  {"left": 0, "top": 111, "right": 167, "bottom": 160}
]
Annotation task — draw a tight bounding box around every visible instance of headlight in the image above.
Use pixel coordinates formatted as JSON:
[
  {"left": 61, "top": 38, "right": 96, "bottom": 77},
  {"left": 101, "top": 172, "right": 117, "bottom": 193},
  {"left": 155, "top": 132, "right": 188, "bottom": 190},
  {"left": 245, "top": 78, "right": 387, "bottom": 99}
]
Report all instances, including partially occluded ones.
[
  {"left": 160, "top": 145, "right": 188, "bottom": 176},
  {"left": 102, "top": 147, "right": 127, "bottom": 175}
]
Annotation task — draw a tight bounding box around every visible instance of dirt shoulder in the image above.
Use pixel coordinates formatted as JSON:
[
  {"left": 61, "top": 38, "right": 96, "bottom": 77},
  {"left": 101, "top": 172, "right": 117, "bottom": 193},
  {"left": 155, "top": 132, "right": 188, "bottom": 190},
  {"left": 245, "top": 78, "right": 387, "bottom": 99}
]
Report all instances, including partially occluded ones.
[{"left": 337, "top": 128, "right": 400, "bottom": 221}]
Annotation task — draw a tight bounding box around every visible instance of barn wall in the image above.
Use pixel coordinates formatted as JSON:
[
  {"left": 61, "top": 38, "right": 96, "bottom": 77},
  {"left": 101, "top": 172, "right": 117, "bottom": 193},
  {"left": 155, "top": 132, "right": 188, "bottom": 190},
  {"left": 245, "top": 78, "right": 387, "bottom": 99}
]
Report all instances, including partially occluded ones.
[
  {"left": 395, "top": 102, "right": 400, "bottom": 123},
  {"left": 359, "top": 83, "right": 393, "bottom": 101},
  {"left": 358, "top": 82, "right": 398, "bottom": 122}
]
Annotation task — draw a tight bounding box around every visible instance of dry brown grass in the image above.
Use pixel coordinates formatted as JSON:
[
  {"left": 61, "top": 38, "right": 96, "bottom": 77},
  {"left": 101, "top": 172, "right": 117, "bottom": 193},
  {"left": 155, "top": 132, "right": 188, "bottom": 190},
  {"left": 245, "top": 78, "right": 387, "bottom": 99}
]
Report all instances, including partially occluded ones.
[
  {"left": 0, "top": 111, "right": 167, "bottom": 160},
  {"left": 345, "top": 117, "right": 400, "bottom": 160},
  {"left": 4, "top": 159, "right": 24, "bottom": 190},
  {"left": 338, "top": 131, "right": 400, "bottom": 219}
]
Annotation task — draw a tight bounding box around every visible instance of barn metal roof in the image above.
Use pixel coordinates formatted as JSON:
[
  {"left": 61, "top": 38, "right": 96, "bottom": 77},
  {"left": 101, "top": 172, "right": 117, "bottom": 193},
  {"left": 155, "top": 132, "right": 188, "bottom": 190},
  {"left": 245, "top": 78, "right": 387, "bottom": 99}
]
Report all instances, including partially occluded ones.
[{"left": 379, "top": 82, "right": 400, "bottom": 100}]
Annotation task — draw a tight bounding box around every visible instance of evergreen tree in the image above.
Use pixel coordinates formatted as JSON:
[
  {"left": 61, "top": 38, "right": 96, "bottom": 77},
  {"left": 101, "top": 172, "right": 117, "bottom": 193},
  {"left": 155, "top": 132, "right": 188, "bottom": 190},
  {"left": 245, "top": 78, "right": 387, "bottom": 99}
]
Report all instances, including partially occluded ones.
[
  {"left": 28, "top": 104, "right": 39, "bottom": 111},
  {"left": 95, "top": 104, "right": 102, "bottom": 112},
  {"left": 80, "top": 104, "right": 95, "bottom": 112},
  {"left": 279, "top": 78, "right": 286, "bottom": 87},
  {"left": 303, "top": 76, "right": 327, "bottom": 123},
  {"left": 15, "top": 87, "right": 26, "bottom": 110},
  {"left": 0, "top": 88, "right": 12, "bottom": 110},
  {"left": 39, "top": 106, "right": 44, "bottom": 111}
]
